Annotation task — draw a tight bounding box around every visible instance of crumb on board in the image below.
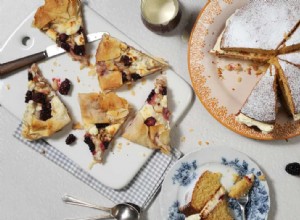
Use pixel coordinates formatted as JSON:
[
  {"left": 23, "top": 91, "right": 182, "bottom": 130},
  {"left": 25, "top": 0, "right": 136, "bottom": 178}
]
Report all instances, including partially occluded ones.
[
  {"left": 131, "top": 90, "right": 136, "bottom": 96},
  {"left": 6, "top": 84, "right": 10, "bottom": 90},
  {"left": 141, "top": 78, "right": 147, "bottom": 85},
  {"left": 205, "top": 141, "right": 209, "bottom": 145},
  {"left": 88, "top": 67, "right": 96, "bottom": 76},
  {"left": 53, "top": 61, "right": 58, "bottom": 66},
  {"left": 217, "top": 67, "right": 224, "bottom": 79},
  {"left": 225, "top": 63, "right": 243, "bottom": 72},
  {"left": 198, "top": 141, "right": 202, "bottom": 145},
  {"left": 237, "top": 76, "right": 242, "bottom": 83},
  {"left": 77, "top": 76, "right": 81, "bottom": 83},
  {"left": 143, "top": 153, "right": 147, "bottom": 157},
  {"left": 189, "top": 128, "right": 194, "bottom": 132},
  {"left": 180, "top": 136, "right": 186, "bottom": 142},
  {"left": 72, "top": 122, "right": 83, "bottom": 130},
  {"left": 247, "top": 67, "right": 252, "bottom": 75},
  {"left": 232, "top": 88, "right": 235, "bottom": 91}
]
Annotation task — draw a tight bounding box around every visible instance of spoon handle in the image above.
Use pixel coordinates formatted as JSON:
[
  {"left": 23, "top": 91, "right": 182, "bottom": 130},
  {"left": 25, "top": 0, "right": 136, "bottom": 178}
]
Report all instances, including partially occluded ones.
[{"left": 62, "top": 194, "right": 111, "bottom": 212}]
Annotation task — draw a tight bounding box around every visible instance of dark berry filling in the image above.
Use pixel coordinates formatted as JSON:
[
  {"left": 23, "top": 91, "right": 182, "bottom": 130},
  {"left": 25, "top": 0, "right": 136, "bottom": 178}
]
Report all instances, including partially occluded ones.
[
  {"left": 144, "top": 117, "right": 156, "bottom": 126},
  {"left": 163, "top": 107, "right": 170, "bottom": 120},
  {"left": 131, "top": 73, "right": 142, "bottom": 81},
  {"left": 84, "top": 135, "right": 95, "bottom": 154},
  {"left": 120, "top": 55, "right": 132, "bottom": 66},
  {"left": 60, "top": 42, "right": 70, "bottom": 52},
  {"left": 59, "top": 33, "right": 68, "bottom": 42},
  {"left": 103, "top": 141, "right": 110, "bottom": 149},
  {"left": 95, "top": 123, "right": 110, "bottom": 129},
  {"left": 25, "top": 90, "right": 33, "bottom": 103},
  {"left": 40, "top": 102, "right": 52, "bottom": 121},
  {"left": 147, "top": 90, "right": 156, "bottom": 104},
  {"left": 28, "top": 72, "right": 33, "bottom": 81},
  {"left": 286, "top": 162, "right": 300, "bottom": 176},
  {"left": 73, "top": 45, "right": 85, "bottom": 56},
  {"left": 65, "top": 134, "right": 77, "bottom": 145},
  {"left": 161, "top": 86, "right": 167, "bottom": 95},
  {"left": 32, "top": 92, "right": 47, "bottom": 104},
  {"left": 59, "top": 78, "right": 71, "bottom": 95},
  {"left": 77, "top": 27, "right": 84, "bottom": 34},
  {"left": 122, "top": 72, "right": 128, "bottom": 83}
]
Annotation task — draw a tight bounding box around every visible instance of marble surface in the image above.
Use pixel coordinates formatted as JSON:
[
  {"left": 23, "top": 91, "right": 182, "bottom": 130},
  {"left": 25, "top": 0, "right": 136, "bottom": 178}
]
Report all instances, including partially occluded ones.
[{"left": 1, "top": 0, "right": 300, "bottom": 219}]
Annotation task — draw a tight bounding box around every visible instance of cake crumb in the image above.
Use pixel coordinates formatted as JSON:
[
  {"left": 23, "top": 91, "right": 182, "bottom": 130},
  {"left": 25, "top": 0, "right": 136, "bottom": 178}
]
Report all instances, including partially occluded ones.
[
  {"left": 198, "top": 141, "right": 202, "bottom": 145},
  {"left": 141, "top": 78, "right": 147, "bottom": 85},
  {"left": 6, "top": 84, "right": 10, "bottom": 90},
  {"left": 258, "top": 175, "right": 266, "bottom": 181},
  {"left": 77, "top": 76, "right": 81, "bottom": 83},
  {"left": 205, "top": 141, "right": 209, "bottom": 145},
  {"left": 88, "top": 67, "right": 96, "bottom": 76},
  {"left": 232, "top": 88, "right": 236, "bottom": 91},
  {"left": 180, "top": 136, "right": 186, "bottom": 142},
  {"left": 131, "top": 90, "right": 136, "bottom": 96},
  {"left": 53, "top": 61, "right": 58, "bottom": 66},
  {"left": 247, "top": 67, "right": 252, "bottom": 75},
  {"left": 72, "top": 122, "right": 83, "bottom": 130},
  {"left": 189, "top": 128, "right": 194, "bottom": 132},
  {"left": 217, "top": 67, "right": 224, "bottom": 79},
  {"left": 237, "top": 76, "right": 242, "bottom": 83}
]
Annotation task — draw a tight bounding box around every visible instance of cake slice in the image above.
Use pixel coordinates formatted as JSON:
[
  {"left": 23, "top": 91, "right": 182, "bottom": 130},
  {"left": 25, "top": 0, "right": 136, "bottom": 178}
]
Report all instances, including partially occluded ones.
[
  {"left": 219, "top": 1, "right": 300, "bottom": 54},
  {"left": 78, "top": 93, "right": 129, "bottom": 166},
  {"left": 228, "top": 174, "right": 255, "bottom": 199},
  {"left": 278, "top": 51, "right": 300, "bottom": 68},
  {"left": 278, "top": 23, "right": 300, "bottom": 54},
  {"left": 122, "top": 76, "right": 171, "bottom": 153},
  {"left": 33, "top": 0, "right": 89, "bottom": 65},
  {"left": 22, "top": 64, "right": 71, "bottom": 140},
  {"left": 273, "top": 58, "right": 300, "bottom": 121},
  {"left": 180, "top": 171, "right": 233, "bottom": 220},
  {"left": 236, "top": 65, "right": 277, "bottom": 133},
  {"left": 95, "top": 34, "right": 169, "bottom": 91}
]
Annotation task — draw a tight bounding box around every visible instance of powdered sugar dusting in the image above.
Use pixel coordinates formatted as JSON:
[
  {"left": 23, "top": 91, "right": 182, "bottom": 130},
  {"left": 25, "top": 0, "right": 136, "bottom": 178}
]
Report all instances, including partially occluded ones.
[
  {"left": 241, "top": 65, "right": 276, "bottom": 122},
  {"left": 278, "top": 51, "right": 300, "bottom": 66},
  {"left": 278, "top": 59, "right": 300, "bottom": 114},
  {"left": 222, "top": 0, "right": 300, "bottom": 51}
]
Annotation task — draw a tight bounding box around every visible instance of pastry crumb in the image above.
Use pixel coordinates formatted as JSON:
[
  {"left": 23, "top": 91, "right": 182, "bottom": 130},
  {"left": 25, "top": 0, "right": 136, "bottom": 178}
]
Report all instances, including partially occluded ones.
[
  {"left": 72, "top": 122, "right": 83, "bottom": 130},
  {"left": 141, "top": 78, "right": 147, "bottom": 85},
  {"left": 6, "top": 84, "right": 10, "bottom": 90},
  {"left": 232, "top": 88, "right": 235, "bottom": 91},
  {"left": 205, "top": 141, "right": 209, "bottom": 145},
  {"left": 217, "top": 67, "right": 224, "bottom": 79},
  {"left": 131, "top": 90, "right": 136, "bottom": 96},
  {"left": 258, "top": 175, "right": 266, "bottom": 181},
  {"left": 189, "top": 128, "right": 194, "bottom": 132},
  {"left": 198, "top": 140, "right": 202, "bottom": 145},
  {"left": 53, "top": 61, "right": 58, "bottom": 66},
  {"left": 77, "top": 76, "right": 81, "bottom": 83},
  {"left": 88, "top": 67, "right": 96, "bottom": 76},
  {"left": 237, "top": 76, "right": 242, "bottom": 83},
  {"left": 180, "top": 136, "right": 186, "bottom": 142}
]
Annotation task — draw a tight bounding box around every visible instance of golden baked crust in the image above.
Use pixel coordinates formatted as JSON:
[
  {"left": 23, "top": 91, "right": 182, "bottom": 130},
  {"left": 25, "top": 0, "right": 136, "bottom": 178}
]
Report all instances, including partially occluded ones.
[
  {"left": 22, "top": 64, "right": 71, "bottom": 140},
  {"left": 122, "top": 76, "right": 171, "bottom": 153},
  {"left": 95, "top": 34, "right": 168, "bottom": 91}
]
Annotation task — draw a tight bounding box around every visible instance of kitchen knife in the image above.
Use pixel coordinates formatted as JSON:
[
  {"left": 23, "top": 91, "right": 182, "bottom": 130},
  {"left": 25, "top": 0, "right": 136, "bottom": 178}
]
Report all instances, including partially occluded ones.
[{"left": 0, "top": 32, "right": 107, "bottom": 76}]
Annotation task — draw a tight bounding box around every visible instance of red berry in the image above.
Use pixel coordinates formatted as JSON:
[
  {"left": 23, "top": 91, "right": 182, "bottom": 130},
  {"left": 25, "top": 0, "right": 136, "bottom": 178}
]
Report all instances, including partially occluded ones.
[
  {"left": 144, "top": 117, "right": 156, "bottom": 126},
  {"left": 59, "top": 78, "right": 71, "bottom": 95}
]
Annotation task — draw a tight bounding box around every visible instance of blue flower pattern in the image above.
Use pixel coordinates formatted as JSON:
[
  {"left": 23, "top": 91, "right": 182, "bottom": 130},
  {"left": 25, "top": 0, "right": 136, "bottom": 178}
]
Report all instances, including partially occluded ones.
[
  {"left": 167, "top": 157, "right": 269, "bottom": 220},
  {"left": 172, "top": 160, "right": 198, "bottom": 186}
]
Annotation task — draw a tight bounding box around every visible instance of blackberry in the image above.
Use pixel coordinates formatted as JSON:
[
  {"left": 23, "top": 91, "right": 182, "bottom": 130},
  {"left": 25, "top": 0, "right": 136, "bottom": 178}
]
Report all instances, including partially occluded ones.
[
  {"left": 146, "top": 89, "right": 155, "bottom": 103},
  {"left": 95, "top": 123, "right": 110, "bottom": 129},
  {"left": 161, "top": 86, "right": 167, "bottom": 95},
  {"left": 59, "top": 78, "right": 71, "bottom": 95},
  {"left": 84, "top": 135, "right": 95, "bottom": 153},
  {"left": 144, "top": 117, "right": 156, "bottom": 126},
  {"left": 131, "top": 73, "right": 142, "bottom": 81},
  {"left": 28, "top": 72, "right": 33, "bottom": 81},
  {"left": 25, "top": 90, "right": 33, "bottom": 103},
  {"left": 40, "top": 102, "right": 52, "bottom": 121},
  {"left": 120, "top": 55, "right": 132, "bottom": 66},
  {"left": 73, "top": 45, "right": 85, "bottom": 56},
  {"left": 60, "top": 42, "right": 70, "bottom": 52},
  {"left": 59, "top": 33, "right": 68, "bottom": 42},
  {"left": 285, "top": 162, "right": 300, "bottom": 176},
  {"left": 65, "top": 134, "right": 77, "bottom": 145},
  {"left": 32, "top": 92, "right": 46, "bottom": 103}
]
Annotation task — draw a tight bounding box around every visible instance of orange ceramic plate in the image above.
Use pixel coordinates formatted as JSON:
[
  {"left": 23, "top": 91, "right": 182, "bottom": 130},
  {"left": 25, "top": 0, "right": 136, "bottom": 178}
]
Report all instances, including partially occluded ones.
[{"left": 188, "top": 0, "right": 300, "bottom": 140}]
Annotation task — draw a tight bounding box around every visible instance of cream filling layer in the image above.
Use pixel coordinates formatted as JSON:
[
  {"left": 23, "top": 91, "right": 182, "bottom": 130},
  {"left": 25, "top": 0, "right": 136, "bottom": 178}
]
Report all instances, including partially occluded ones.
[
  {"left": 236, "top": 113, "right": 274, "bottom": 134},
  {"left": 185, "top": 187, "right": 226, "bottom": 220}
]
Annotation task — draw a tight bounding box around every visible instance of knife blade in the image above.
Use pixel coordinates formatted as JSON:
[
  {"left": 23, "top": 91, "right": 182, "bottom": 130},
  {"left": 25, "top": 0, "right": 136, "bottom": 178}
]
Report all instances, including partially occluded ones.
[{"left": 0, "top": 31, "right": 107, "bottom": 76}]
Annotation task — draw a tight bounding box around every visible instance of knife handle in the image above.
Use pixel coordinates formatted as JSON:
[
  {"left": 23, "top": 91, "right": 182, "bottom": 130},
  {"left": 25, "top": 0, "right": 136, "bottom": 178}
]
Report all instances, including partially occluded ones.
[{"left": 0, "top": 51, "right": 47, "bottom": 76}]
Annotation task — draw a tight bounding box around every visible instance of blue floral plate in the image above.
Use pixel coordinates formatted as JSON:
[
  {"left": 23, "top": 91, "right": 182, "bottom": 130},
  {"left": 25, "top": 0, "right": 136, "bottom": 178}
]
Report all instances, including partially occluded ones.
[{"left": 159, "top": 147, "right": 270, "bottom": 220}]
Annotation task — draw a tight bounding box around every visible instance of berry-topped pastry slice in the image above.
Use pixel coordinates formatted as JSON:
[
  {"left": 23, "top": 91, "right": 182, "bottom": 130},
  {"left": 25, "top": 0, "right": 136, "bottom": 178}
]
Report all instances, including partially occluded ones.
[
  {"left": 95, "top": 34, "right": 169, "bottom": 91},
  {"left": 22, "top": 63, "right": 71, "bottom": 140},
  {"left": 33, "top": 0, "right": 89, "bottom": 65},
  {"left": 123, "top": 76, "right": 171, "bottom": 153},
  {"left": 78, "top": 93, "right": 129, "bottom": 166}
]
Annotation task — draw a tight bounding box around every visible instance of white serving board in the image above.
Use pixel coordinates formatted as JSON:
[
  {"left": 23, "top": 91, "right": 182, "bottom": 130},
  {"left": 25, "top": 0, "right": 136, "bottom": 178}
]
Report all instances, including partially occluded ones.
[{"left": 0, "top": 5, "right": 193, "bottom": 189}]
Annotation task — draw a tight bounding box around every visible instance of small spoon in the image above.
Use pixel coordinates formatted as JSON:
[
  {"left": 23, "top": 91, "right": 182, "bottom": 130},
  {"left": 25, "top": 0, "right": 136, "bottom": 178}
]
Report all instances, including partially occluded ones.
[{"left": 62, "top": 194, "right": 141, "bottom": 220}]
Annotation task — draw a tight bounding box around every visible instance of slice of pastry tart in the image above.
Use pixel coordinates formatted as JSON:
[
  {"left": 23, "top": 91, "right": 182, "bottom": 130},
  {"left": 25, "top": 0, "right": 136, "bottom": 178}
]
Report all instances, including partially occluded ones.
[
  {"left": 33, "top": 0, "right": 89, "bottom": 65},
  {"left": 22, "top": 63, "right": 71, "bottom": 140},
  {"left": 122, "top": 76, "right": 171, "bottom": 153},
  {"left": 236, "top": 65, "right": 278, "bottom": 134},
  {"left": 78, "top": 92, "right": 129, "bottom": 166},
  {"left": 95, "top": 34, "right": 169, "bottom": 91}
]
